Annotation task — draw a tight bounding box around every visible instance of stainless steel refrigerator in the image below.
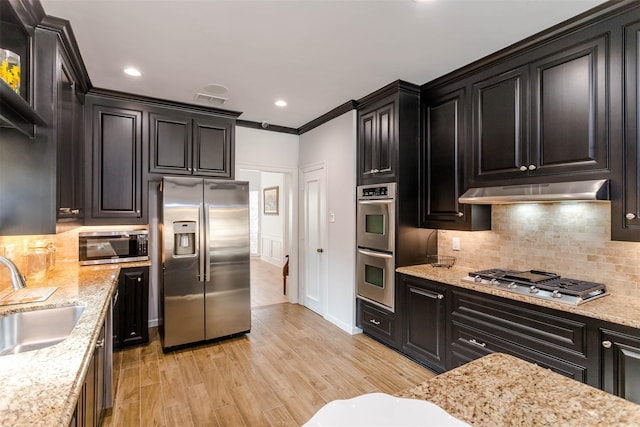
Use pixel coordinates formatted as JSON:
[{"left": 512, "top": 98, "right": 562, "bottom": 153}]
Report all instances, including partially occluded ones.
[{"left": 159, "top": 177, "right": 250, "bottom": 350}]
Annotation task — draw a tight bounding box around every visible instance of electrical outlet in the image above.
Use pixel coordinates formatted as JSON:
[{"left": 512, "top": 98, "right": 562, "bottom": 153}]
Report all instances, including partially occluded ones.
[
  {"left": 329, "top": 211, "right": 335, "bottom": 223},
  {"left": 452, "top": 237, "right": 461, "bottom": 251}
]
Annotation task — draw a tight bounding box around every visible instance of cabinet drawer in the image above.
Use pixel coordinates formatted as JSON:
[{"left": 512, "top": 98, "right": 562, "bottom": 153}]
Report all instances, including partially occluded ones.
[
  {"left": 357, "top": 299, "right": 398, "bottom": 348},
  {"left": 451, "top": 290, "right": 588, "bottom": 358},
  {"left": 451, "top": 323, "right": 587, "bottom": 382}
]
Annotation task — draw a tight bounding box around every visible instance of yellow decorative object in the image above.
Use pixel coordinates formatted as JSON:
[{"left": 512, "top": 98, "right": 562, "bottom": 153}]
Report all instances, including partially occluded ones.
[{"left": 0, "top": 48, "right": 20, "bottom": 95}]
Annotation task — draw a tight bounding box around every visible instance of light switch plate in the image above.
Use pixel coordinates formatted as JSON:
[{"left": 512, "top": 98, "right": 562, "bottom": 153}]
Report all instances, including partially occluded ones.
[{"left": 452, "top": 237, "right": 461, "bottom": 251}]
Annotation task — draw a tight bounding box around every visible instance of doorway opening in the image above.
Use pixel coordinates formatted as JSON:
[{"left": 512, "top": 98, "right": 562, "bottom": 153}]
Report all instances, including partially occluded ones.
[{"left": 238, "top": 168, "right": 290, "bottom": 308}]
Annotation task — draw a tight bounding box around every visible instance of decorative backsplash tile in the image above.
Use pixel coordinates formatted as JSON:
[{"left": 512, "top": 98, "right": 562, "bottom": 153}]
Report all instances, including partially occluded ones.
[{"left": 438, "top": 203, "right": 640, "bottom": 298}]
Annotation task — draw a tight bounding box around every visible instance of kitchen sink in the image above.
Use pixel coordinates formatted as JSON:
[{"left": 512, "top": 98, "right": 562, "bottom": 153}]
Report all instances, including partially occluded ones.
[{"left": 0, "top": 305, "right": 85, "bottom": 356}]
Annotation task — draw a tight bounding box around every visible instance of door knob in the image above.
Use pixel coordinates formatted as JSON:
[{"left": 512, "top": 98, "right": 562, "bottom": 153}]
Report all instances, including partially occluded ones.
[{"left": 316, "top": 248, "right": 324, "bottom": 253}]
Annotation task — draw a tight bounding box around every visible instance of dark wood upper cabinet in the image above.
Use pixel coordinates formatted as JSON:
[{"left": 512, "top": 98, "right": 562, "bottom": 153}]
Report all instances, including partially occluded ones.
[
  {"left": 358, "top": 98, "right": 397, "bottom": 184},
  {"left": 530, "top": 34, "right": 609, "bottom": 177},
  {"left": 0, "top": 0, "right": 46, "bottom": 138},
  {"left": 612, "top": 19, "right": 640, "bottom": 241},
  {"left": 149, "top": 110, "right": 234, "bottom": 179},
  {"left": 56, "top": 43, "right": 83, "bottom": 228},
  {"left": 472, "top": 66, "right": 529, "bottom": 182},
  {"left": 421, "top": 86, "right": 491, "bottom": 230},
  {"left": 86, "top": 99, "right": 144, "bottom": 224},
  {"left": 149, "top": 112, "right": 192, "bottom": 175},
  {"left": 468, "top": 33, "right": 609, "bottom": 186},
  {"left": 192, "top": 116, "right": 233, "bottom": 178}
]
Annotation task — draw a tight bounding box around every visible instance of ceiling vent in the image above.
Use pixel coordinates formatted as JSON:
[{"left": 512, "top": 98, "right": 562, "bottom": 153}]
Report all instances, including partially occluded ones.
[{"left": 193, "top": 92, "right": 229, "bottom": 105}]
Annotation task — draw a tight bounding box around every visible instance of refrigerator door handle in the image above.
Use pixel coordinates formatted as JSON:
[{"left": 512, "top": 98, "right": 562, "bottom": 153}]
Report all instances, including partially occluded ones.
[
  {"left": 204, "top": 202, "right": 211, "bottom": 282},
  {"left": 199, "top": 202, "right": 205, "bottom": 282}
]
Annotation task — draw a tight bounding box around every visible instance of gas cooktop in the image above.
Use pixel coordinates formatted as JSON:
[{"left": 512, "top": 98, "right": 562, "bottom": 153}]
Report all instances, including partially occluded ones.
[{"left": 461, "top": 269, "right": 608, "bottom": 305}]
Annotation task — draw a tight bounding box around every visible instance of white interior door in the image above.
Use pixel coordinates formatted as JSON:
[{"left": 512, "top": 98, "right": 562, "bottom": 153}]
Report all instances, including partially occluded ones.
[{"left": 302, "top": 167, "right": 327, "bottom": 316}]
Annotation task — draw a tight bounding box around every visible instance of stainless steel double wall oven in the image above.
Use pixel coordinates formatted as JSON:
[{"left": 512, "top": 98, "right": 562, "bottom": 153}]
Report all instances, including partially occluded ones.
[{"left": 356, "top": 183, "right": 396, "bottom": 312}]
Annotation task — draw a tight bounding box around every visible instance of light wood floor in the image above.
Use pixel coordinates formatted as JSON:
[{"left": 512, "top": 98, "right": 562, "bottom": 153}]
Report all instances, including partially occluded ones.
[
  {"left": 102, "top": 304, "right": 435, "bottom": 426},
  {"left": 251, "top": 258, "right": 288, "bottom": 308}
]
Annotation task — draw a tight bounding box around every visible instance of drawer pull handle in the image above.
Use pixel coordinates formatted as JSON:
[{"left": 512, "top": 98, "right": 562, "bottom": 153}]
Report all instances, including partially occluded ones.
[
  {"left": 602, "top": 340, "right": 612, "bottom": 349},
  {"left": 469, "top": 338, "right": 486, "bottom": 348},
  {"left": 411, "top": 288, "right": 444, "bottom": 300},
  {"left": 369, "top": 319, "right": 381, "bottom": 325}
]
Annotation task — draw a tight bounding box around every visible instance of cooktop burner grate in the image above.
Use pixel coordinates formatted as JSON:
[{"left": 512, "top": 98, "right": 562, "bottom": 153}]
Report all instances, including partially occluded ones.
[{"left": 467, "top": 269, "right": 607, "bottom": 300}]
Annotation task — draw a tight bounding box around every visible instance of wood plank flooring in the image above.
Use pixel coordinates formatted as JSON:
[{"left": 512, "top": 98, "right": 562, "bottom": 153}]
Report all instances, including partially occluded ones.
[
  {"left": 251, "top": 258, "right": 288, "bottom": 308},
  {"left": 103, "top": 304, "right": 436, "bottom": 426}
]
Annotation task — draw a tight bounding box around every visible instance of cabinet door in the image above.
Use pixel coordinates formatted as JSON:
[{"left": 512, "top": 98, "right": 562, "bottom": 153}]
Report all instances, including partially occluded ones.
[
  {"left": 89, "top": 104, "right": 143, "bottom": 222},
  {"left": 601, "top": 328, "right": 640, "bottom": 404},
  {"left": 84, "top": 351, "right": 96, "bottom": 427},
  {"left": 193, "top": 117, "right": 233, "bottom": 178},
  {"left": 56, "top": 46, "right": 83, "bottom": 224},
  {"left": 94, "top": 324, "right": 105, "bottom": 426},
  {"left": 401, "top": 276, "right": 447, "bottom": 372},
  {"left": 471, "top": 66, "right": 529, "bottom": 182},
  {"left": 613, "top": 21, "right": 640, "bottom": 241},
  {"left": 118, "top": 267, "right": 149, "bottom": 348},
  {"left": 149, "top": 112, "right": 192, "bottom": 175},
  {"left": 421, "top": 87, "right": 491, "bottom": 230},
  {"left": 358, "top": 99, "right": 396, "bottom": 183},
  {"left": 357, "top": 298, "right": 400, "bottom": 349},
  {"left": 530, "top": 34, "right": 609, "bottom": 176}
]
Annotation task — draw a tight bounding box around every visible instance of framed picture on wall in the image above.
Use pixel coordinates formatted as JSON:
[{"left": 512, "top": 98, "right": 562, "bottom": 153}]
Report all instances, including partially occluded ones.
[{"left": 263, "top": 186, "right": 279, "bottom": 215}]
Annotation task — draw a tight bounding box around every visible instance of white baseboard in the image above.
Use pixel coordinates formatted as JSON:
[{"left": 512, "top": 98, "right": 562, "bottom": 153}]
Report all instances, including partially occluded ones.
[{"left": 325, "top": 313, "right": 361, "bottom": 335}]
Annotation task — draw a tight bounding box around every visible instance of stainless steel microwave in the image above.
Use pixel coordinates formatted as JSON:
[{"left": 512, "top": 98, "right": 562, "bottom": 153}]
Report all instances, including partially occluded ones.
[{"left": 79, "top": 230, "right": 149, "bottom": 265}]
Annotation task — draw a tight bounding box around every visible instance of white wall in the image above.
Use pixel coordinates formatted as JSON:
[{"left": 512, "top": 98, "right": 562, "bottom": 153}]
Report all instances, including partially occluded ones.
[
  {"left": 299, "top": 111, "right": 358, "bottom": 333},
  {"left": 236, "top": 127, "right": 299, "bottom": 168}
]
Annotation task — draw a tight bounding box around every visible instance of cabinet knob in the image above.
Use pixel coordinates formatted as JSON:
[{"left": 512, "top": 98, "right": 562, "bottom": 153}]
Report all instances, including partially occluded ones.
[
  {"left": 457, "top": 212, "right": 464, "bottom": 217},
  {"left": 528, "top": 164, "right": 537, "bottom": 171},
  {"left": 136, "top": 210, "right": 140, "bottom": 215},
  {"left": 138, "top": 277, "right": 142, "bottom": 282},
  {"left": 316, "top": 248, "right": 323, "bottom": 253},
  {"left": 95, "top": 339, "right": 105, "bottom": 349},
  {"left": 369, "top": 319, "right": 380, "bottom": 325},
  {"left": 194, "top": 168, "right": 198, "bottom": 172},
  {"left": 188, "top": 167, "right": 192, "bottom": 172},
  {"left": 602, "top": 340, "right": 612, "bottom": 349},
  {"left": 626, "top": 213, "right": 636, "bottom": 220},
  {"left": 519, "top": 166, "right": 527, "bottom": 172},
  {"left": 71, "top": 209, "right": 80, "bottom": 215}
]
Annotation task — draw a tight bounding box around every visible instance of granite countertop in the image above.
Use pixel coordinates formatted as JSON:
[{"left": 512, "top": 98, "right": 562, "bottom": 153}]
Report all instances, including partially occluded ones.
[
  {"left": 396, "top": 352, "right": 640, "bottom": 426},
  {"left": 0, "top": 260, "right": 148, "bottom": 427},
  {"left": 397, "top": 264, "right": 640, "bottom": 329}
]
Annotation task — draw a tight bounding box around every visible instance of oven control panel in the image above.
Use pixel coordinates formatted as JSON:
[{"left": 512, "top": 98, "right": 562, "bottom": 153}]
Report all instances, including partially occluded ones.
[{"left": 358, "top": 182, "right": 396, "bottom": 200}]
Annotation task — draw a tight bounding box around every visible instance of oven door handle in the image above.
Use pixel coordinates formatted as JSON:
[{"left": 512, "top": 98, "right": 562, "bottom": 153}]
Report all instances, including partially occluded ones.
[
  {"left": 357, "top": 248, "right": 393, "bottom": 259},
  {"left": 358, "top": 200, "right": 393, "bottom": 205}
]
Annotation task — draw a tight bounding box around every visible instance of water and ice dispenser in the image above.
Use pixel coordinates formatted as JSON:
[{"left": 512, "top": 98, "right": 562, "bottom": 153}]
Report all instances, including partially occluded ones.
[{"left": 173, "top": 221, "right": 196, "bottom": 256}]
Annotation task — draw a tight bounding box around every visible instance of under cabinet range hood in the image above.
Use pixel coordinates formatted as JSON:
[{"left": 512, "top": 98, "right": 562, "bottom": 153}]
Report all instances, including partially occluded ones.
[{"left": 459, "top": 179, "right": 609, "bottom": 204}]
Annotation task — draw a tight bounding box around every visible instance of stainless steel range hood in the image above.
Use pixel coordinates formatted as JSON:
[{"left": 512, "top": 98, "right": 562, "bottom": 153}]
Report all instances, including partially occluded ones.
[{"left": 459, "top": 179, "right": 609, "bottom": 204}]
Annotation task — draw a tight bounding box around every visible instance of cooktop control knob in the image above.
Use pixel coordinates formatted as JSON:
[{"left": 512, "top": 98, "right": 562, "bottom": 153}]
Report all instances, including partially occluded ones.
[
  {"left": 551, "top": 290, "right": 562, "bottom": 298},
  {"left": 474, "top": 275, "right": 482, "bottom": 283},
  {"left": 507, "top": 282, "right": 517, "bottom": 289},
  {"left": 490, "top": 278, "right": 500, "bottom": 286},
  {"left": 529, "top": 286, "right": 539, "bottom": 294}
]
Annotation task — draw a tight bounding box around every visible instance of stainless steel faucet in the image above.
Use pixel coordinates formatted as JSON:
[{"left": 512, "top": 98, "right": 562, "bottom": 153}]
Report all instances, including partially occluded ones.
[{"left": 0, "top": 256, "right": 27, "bottom": 290}]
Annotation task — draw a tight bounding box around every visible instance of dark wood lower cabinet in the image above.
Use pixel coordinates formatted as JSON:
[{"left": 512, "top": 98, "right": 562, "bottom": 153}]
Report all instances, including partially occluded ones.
[
  {"left": 359, "top": 274, "right": 640, "bottom": 404},
  {"left": 401, "top": 276, "right": 447, "bottom": 372},
  {"left": 71, "top": 321, "right": 106, "bottom": 427},
  {"left": 357, "top": 298, "right": 400, "bottom": 349},
  {"left": 601, "top": 326, "right": 640, "bottom": 404},
  {"left": 113, "top": 267, "right": 149, "bottom": 350}
]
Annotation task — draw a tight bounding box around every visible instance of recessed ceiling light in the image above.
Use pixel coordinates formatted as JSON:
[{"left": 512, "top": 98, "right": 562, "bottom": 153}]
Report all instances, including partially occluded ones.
[
  {"left": 203, "top": 84, "right": 230, "bottom": 96},
  {"left": 275, "top": 99, "right": 287, "bottom": 107},
  {"left": 124, "top": 67, "right": 142, "bottom": 77}
]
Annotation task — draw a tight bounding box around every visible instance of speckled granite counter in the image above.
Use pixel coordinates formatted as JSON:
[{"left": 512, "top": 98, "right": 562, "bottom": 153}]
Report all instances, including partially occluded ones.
[
  {"left": 396, "top": 353, "right": 640, "bottom": 426},
  {"left": 397, "top": 264, "right": 640, "bottom": 329},
  {"left": 0, "top": 260, "right": 149, "bottom": 427}
]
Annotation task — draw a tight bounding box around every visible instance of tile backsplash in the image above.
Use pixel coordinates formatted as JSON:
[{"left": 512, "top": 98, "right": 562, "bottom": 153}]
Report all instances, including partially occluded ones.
[
  {"left": 438, "top": 202, "right": 640, "bottom": 298},
  {"left": 0, "top": 225, "right": 143, "bottom": 290}
]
